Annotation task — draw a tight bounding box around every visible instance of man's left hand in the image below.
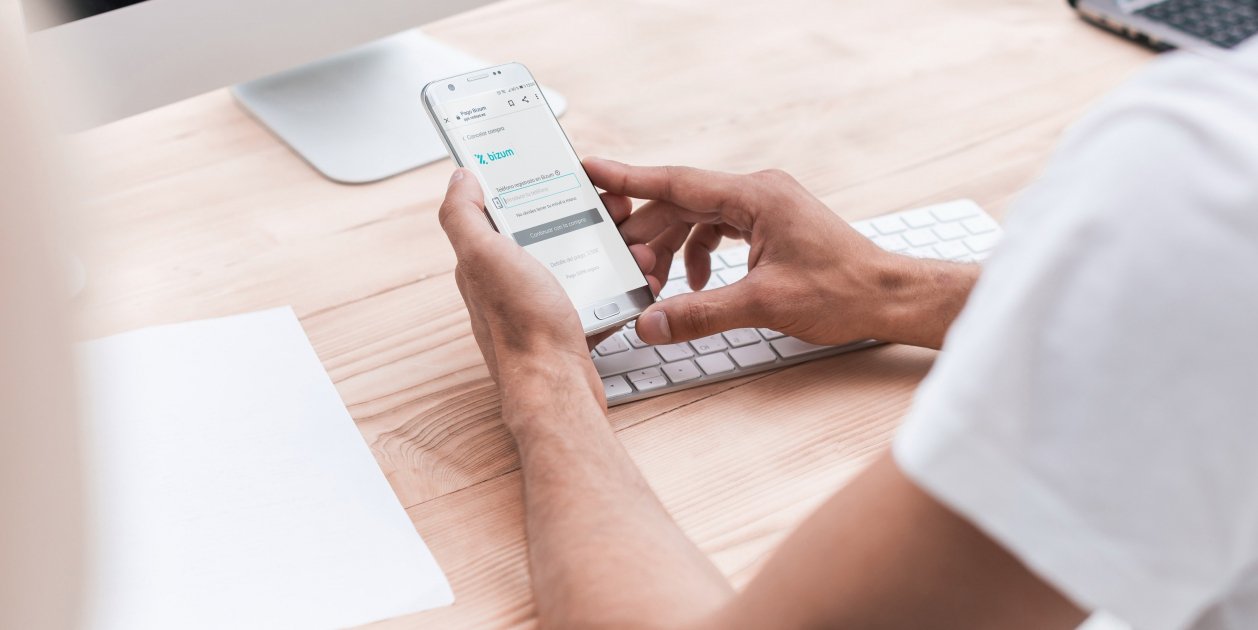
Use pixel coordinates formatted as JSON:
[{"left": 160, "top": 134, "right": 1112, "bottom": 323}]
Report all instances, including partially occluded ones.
[{"left": 437, "top": 168, "right": 658, "bottom": 410}]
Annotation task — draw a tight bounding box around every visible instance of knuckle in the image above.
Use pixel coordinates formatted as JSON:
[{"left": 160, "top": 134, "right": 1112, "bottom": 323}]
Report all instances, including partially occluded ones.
[
  {"left": 749, "top": 169, "right": 806, "bottom": 210},
  {"left": 754, "top": 168, "right": 795, "bottom": 185},
  {"left": 679, "top": 299, "right": 714, "bottom": 334},
  {"left": 437, "top": 199, "right": 461, "bottom": 231},
  {"left": 452, "top": 264, "right": 473, "bottom": 292},
  {"left": 660, "top": 165, "right": 683, "bottom": 199}
]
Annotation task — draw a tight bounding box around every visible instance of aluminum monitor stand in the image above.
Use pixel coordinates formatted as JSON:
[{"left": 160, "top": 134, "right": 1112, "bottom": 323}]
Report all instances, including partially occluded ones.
[{"left": 234, "top": 30, "right": 567, "bottom": 184}]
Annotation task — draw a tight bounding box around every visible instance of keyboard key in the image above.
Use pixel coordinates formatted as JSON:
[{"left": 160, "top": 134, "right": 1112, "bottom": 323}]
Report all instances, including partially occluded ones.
[
  {"left": 602, "top": 375, "right": 632, "bottom": 399},
  {"left": 964, "top": 232, "right": 1000, "bottom": 254},
  {"left": 855, "top": 222, "right": 878, "bottom": 238},
  {"left": 668, "top": 258, "right": 687, "bottom": 279},
  {"left": 933, "top": 240, "right": 969, "bottom": 260},
  {"left": 627, "top": 367, "right": 662, "bottom": 383},
  {"left": 871, "top": 216, "right": 908, "bottom": 235},
  {"left": 771, "top": 337, "right": 832, "bottom": 359},
  {"left": 873, "top": 234, "right": 910, "bottom": 252},
  {"left": 906, "top": 246, "right": 936, "bottom": 259},
  {"left": 722, "top": 328, "right": 762, "bottom": 347},
  {"left": 758, "top": 328, "right": 786, "bottom": 340},
  {"left": 656, "top": 343, "right": 695, "bottom": 362},
  {"left": 695, "top": 353, "right": 736, "bottom": 375},
  {"left": 623, "top": 327, "right": 648, "bottom": 348},
  {"left": 930, "top": 201, "right": 980, "bottom": 222},
  {"left": 718, "top": 248, "right": 750, "bottom": 267},
  {"left": 729, "top": 342, "right": 778, "bottom": 367},
  {"left": 662, "top": 360, "right": 702, "bottom": 383},
  {"left": 904, "top": 228, "right": 939, "bottom": 247},
  {"left": 660, "top": 282, "right": 690, "bottom": 299},
  {"left": 593, "top": 348, "right": 661, "bottom": 376},
  {"left": 690, "top": 334, "right": 729, "bottom": 354},
  {"left": 1138, "top": 0, "right": 1258, "bottom": 48},
  {"left": 718, "top": 266, "right": 748, "bottom": 285},
  {"left": 932, "top": 222, "right": 967, "bottom": 241},
  {"left": 962, "top": 216, "right": 998, "bottom": 235},
  {"left": 595, "top": 334, "right": 629, "bottom": 355},
  {"left": 900, "top": 209, "right": 936, "bottom": 229},
  {"left": 634, "top": 375, "right": 668, "bottom": 391}
]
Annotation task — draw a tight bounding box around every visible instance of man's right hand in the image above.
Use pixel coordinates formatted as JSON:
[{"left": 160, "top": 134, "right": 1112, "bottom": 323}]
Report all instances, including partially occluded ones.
[{"left": 584, "top": 158, "right": 981, "bottom": 350}]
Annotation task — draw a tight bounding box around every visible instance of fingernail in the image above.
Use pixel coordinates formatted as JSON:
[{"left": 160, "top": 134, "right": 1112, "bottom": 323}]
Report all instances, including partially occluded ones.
[
  {"left": 448, "top": 169, "right": 464, "bottom": 184},
  {"left": 640, "top": 309, "right": 671, "bottom": 343}
]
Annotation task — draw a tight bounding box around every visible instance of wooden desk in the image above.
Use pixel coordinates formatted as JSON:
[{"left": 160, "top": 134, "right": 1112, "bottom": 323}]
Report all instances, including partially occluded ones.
[{"left": 71, "top": 0, "right": 1152, "bottom": 626}]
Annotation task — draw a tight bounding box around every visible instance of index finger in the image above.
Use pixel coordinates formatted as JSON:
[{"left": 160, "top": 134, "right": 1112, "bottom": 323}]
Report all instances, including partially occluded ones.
[{"left": 584, "top": 158, "right": 756, "bottom": 228}]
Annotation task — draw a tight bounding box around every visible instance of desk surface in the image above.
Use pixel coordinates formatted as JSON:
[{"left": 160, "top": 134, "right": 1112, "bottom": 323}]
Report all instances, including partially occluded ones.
[{"left": 71, "top": 0, "right": 1151, "bottom": 626}]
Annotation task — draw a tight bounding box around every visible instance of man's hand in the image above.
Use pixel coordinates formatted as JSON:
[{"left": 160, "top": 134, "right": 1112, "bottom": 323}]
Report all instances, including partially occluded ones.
[
  {"left": 586, "top": 158, "right": 980, "bottom": 350},
  {"left": 437, "top": 168, "right": 656, "bottom": 420},
  {"left": 438, "top": 167, "right": 739, "bottom": 628},
  {"left": 437, "top": 166, "right": 1081, "bottom": 630}
]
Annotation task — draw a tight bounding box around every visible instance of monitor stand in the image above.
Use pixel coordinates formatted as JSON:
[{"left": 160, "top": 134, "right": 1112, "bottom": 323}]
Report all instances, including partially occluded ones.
[{"left": 233, "top": 30, "right": 567, "bottom": 185}]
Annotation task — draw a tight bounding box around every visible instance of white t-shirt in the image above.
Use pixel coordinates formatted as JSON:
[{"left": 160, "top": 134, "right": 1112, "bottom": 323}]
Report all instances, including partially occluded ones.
[{"left": 893, "top": 43, "right": 1258, "bottom": 630}]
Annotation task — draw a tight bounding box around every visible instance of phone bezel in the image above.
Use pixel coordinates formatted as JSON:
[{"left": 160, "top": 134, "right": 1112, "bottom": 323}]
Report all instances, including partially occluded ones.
[{"left": 421, "top": 62, "right": 655, "bottom": 337}]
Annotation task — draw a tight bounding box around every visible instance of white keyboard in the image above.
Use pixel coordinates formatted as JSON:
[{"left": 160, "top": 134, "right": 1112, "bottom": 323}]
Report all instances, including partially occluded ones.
[{"left": 594, "top": 199, "right": 1002, "bottom": 406}]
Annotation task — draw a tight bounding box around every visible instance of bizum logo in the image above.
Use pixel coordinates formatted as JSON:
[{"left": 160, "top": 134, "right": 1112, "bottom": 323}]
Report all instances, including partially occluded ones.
[{"left": 474, "top": 148, "right": 516, "bottom": 165}]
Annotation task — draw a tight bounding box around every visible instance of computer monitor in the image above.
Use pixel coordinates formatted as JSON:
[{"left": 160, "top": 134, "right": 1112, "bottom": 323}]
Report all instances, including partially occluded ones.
[{"left": 21, "top": 0, "right": 566, "bottom": 183}]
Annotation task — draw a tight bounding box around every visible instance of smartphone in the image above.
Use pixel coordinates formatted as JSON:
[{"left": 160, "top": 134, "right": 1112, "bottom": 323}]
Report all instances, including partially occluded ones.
[{"left": 422, "top": 63, "right": 654, "bottom": 336}]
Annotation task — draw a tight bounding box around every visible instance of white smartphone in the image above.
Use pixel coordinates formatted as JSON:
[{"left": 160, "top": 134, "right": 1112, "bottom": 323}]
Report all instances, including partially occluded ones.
[{"left": 422, "top": 63, "right": 654, "bottom": 336}]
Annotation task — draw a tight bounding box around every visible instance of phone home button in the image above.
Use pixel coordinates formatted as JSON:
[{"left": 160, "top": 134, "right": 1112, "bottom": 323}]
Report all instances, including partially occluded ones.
[{"left": 593, "top": 302, "right": 621, "bottom": 320}]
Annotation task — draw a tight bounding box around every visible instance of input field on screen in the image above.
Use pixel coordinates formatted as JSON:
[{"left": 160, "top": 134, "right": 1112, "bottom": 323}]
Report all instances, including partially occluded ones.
[{"left": 500, "top": 173, "right": 580, "bottom": 207}]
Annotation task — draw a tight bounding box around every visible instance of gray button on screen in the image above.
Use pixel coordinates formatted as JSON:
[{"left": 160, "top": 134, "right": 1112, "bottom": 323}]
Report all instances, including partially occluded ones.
[
  {"left": 594, "top": 302, "right": 621, "bottom": 320},
  {"left": 511, "top": 208, "right": 604, "bottom": 246}
]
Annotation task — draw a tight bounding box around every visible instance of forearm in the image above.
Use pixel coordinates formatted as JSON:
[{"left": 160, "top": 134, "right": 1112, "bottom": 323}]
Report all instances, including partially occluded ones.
[
  {"left": 498, "top": 354, "right": 733, "bottom": 629},
  {"left": 716, "top": 453, "right": 1085, "bottom": 629},
  {"left": 873, "top": 257, "right": 981, "bottom": 349}
]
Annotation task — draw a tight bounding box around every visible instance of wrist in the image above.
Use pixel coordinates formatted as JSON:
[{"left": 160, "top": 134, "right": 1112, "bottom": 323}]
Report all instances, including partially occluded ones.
[
  {"left": 869, "top": 255, "right": 980, "bottom": 349},
  {"left": 495, "top": 348, "right": 606, "bottom": 433}
]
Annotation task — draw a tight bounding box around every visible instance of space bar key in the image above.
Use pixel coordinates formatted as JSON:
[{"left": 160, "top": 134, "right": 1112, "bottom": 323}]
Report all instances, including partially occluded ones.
[{"left": 593, "top": 348, "right": 661, "bottom": 376}]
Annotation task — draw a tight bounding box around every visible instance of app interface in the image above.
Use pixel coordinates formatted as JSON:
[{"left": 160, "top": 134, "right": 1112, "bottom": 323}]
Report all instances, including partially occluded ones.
[{"left": 432, "top": 79, "right": 648, "bottom": 310}]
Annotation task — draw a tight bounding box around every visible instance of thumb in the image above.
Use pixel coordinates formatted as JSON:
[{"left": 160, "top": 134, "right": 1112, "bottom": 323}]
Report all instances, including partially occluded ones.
[
  {"left": 438, "top": 168, "right": 492, "bottom": 245},
  {"left": 635, "top": 282, "right": 759, "bottom": 345}
]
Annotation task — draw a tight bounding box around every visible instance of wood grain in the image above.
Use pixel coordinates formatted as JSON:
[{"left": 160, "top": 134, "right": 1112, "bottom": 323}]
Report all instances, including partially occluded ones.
[{"left": 70, "top": 0, "right": 1153, "bottom": 626}]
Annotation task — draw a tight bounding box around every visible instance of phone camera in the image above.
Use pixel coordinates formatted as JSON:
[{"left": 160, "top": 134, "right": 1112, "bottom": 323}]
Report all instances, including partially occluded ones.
[{"left": 447, "top": 84, "right": 455, "bottom": 91}]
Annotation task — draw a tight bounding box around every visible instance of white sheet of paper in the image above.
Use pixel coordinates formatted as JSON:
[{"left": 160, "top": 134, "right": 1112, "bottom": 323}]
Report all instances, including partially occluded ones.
[{"left": 77, "top": 307, "right": 453, "bottom": 630}]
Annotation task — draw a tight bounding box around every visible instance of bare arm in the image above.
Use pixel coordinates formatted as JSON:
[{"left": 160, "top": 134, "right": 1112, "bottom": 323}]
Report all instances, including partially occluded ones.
[
  {"left": 713, "top": 452, "right": 1085, "bottom": 629},
  {"left": 583, "top": 160, "right": 979, "bottom": 351},
  {"left": 440, "top": 170, "right": 733, "bottom": 627},
  {"left": 438, "top": 165, "right": 1082, "bottom": 629},
  {"left": 502, "top": 361, "right": 733, "bottom": 628},
  {"left": 502, "top": 369, "right": 1083, "bottom": 629}
]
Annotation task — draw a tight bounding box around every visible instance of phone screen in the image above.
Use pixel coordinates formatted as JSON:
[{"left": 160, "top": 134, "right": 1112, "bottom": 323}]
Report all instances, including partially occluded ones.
[{"left": 428, "top": 78, "right": 649, "bottom": 313}]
